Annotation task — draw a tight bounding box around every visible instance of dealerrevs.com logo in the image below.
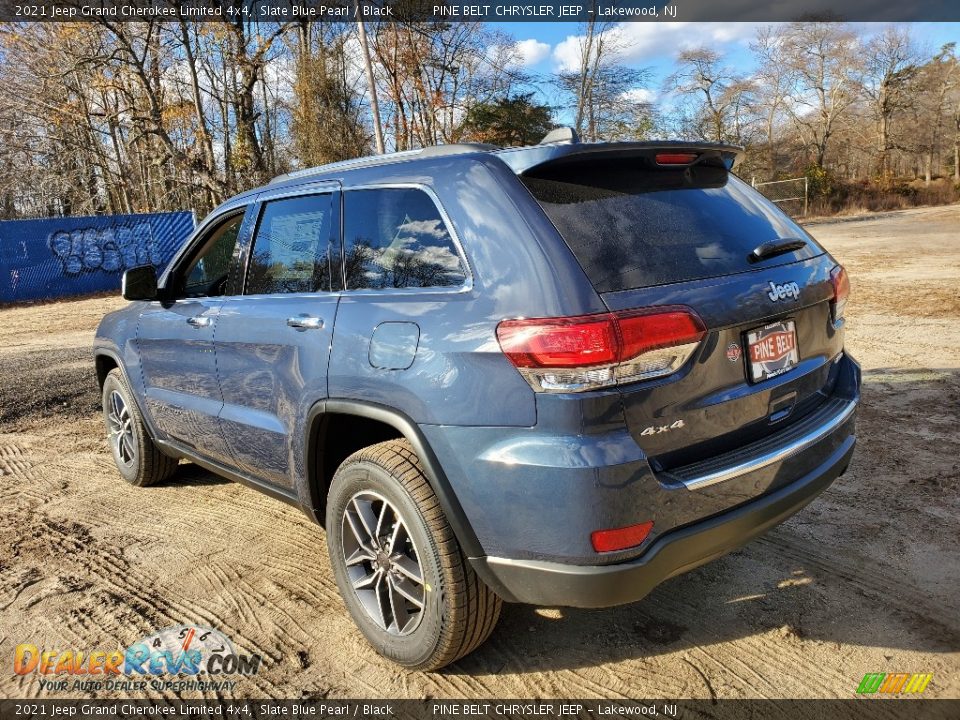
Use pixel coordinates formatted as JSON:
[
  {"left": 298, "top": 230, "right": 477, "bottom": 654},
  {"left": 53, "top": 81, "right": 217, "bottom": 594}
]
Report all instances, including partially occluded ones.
[{"left": 13, "top": 625, "right": 261, "bottom": 693}]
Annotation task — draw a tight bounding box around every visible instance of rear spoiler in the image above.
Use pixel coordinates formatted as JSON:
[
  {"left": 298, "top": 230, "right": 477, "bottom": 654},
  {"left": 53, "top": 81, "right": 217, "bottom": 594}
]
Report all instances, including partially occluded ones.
[{"left": 494, "top": 138, "right": 743, "bottom": 176}]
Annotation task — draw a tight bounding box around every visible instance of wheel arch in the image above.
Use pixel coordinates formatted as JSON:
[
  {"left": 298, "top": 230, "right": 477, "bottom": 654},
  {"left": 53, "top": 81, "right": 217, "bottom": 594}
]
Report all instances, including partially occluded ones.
[
  {"left": 94, "top": 349, "right": 120, "bottom": 389},
  {"left": 304, "top": 399, "right": 484, "bottom": 559},
  {"left": 94, "top": 348, "right": 173, "bottom": 458}
]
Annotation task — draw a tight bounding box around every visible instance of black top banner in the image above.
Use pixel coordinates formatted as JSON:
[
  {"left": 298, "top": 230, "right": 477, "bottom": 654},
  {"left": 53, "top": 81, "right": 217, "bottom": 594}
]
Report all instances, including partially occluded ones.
[{"left": 1, "top": 0, "right": 959, "bottom": 22}]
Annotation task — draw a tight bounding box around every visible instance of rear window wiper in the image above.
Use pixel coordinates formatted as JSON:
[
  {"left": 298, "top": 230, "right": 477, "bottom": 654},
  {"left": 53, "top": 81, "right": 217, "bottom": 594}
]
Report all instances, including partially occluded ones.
[{"left": 749, "top": 238, "right": 807, "bottom": 263}]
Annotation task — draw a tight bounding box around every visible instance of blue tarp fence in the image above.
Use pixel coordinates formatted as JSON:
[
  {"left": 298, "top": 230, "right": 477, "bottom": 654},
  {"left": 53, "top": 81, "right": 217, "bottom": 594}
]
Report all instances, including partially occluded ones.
[{"left": 0, "top": 211, "right": 195, "bottom": 304}]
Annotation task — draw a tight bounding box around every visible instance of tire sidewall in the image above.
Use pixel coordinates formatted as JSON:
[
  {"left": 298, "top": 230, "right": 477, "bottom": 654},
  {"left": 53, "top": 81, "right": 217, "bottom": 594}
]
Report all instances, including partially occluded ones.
[
  {"left": 102, "top": 371, "right": 145, "bottom": 485},
  {"left": 326, "top": 459, "right": 447, "bottom": 668}
]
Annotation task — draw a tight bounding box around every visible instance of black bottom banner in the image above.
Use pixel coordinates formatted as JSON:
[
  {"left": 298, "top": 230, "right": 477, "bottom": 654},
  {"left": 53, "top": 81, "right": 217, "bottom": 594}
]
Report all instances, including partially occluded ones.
[{"left": 1, "top": 699, "right": 958, "bottom": 720}]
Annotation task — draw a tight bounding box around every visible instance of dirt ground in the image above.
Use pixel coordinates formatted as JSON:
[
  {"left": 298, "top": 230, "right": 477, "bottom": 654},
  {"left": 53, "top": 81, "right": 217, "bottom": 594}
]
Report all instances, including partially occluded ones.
[{"left": 1, "top": 205, "right": 958, "bottom": 700}]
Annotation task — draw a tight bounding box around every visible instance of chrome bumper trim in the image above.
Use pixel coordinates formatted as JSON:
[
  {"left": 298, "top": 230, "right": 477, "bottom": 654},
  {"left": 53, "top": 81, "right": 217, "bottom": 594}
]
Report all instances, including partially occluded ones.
[{"left": 682, "top": 399, "right": 857, "bottom": 491}]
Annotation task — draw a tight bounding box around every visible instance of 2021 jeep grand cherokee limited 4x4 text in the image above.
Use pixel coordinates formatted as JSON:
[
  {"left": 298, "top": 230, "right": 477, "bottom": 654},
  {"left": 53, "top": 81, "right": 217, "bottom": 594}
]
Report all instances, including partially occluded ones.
[{"left": 94, "top": 133, "right": 859, "bottom": 670}]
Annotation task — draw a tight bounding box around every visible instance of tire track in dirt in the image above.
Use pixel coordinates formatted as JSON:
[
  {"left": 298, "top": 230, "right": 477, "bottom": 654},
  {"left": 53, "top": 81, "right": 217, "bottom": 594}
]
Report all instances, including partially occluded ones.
[
  {"left": 754, "top": 533, "right": 960, "bottom": 647},
  {"left": 645, "top": 581, "right": 847, "bottom": 697},
  {"left": 0, "top": 442, "right": 39, "bottom": 503},
  {"left": 0, "top": 506, "right": 279, "bottom": 698}
]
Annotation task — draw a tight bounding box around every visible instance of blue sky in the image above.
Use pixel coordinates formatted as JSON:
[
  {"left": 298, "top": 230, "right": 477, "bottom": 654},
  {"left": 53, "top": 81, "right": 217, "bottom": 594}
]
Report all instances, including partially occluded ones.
[{"left": 492, "top": 22, "right": 960, "bottom": 107}]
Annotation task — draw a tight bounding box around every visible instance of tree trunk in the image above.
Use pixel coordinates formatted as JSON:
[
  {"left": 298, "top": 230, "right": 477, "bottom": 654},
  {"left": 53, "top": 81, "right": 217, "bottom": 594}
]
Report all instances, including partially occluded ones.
[
  {"left": 357, "top": 15, "right": 384, "bottom": 154},
  {"left": 877, "top": 112, "right": 890, "bottom": 181},
  {"left": 766, "top": 111, "right": 776, "bottom": 180},
  {"left": 179, "top": 19, "right": 218, "bottom": 201},
  {"left": 574, "top": 18, "right": 596, "bottom": 137}
]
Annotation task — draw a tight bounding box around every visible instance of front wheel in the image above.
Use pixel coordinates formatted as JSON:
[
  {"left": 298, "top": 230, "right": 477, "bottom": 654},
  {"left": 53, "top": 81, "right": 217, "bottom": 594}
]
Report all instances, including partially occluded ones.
[
  {"left": 102, "top": 368, "right": 178, "bottom": 487},
  {"left": 326, "top": 439, "right": 501, "bottom": 670}
]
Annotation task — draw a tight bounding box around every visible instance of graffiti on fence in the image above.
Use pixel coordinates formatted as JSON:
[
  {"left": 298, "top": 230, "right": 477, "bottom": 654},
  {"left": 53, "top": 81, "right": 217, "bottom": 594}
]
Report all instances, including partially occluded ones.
[
  {"left": 1, "top": 211, "right": 194, "bottom": 304},
  {"left": 49, "top": 222, "right": 161, "bottom": 276}
]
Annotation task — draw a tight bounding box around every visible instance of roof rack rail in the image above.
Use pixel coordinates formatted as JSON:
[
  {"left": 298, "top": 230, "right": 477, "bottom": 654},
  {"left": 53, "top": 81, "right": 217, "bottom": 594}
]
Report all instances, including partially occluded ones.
[
  {"left": 540, "top": 127, "right": 579, "bottom": 145},
  {"left": 267, "top": 143, "right": 499, "bottom": 185},
  {"left": 419, "top": 142, "right": 500, "bottom": 157}
]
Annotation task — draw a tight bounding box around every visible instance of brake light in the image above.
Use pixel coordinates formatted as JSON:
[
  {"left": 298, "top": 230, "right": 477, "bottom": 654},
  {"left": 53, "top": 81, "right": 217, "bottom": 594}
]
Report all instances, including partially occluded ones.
[
  {"left": 655, "top": 152, "right": 698, "bottom": 165},
  {"left": 496, "top": 307, "right": 706, "bottom": 393},
  {"left": 591, "top": 521, "right": 654, "bottom": 553},
  {"left": 495, "top": 314, "right": 619, "bottom": 369},
  {"left": 830, "top": 265, "right": 850, "bottom": 324},
  {"left": 618, "top": 310, "right": 706, "bottom": 356}
]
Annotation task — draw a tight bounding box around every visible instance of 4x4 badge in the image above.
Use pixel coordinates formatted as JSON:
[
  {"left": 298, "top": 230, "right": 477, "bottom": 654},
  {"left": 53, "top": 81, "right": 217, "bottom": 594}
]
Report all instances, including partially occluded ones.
[{"left": 640, "top": 419, "right": 685, "bottom": 436}]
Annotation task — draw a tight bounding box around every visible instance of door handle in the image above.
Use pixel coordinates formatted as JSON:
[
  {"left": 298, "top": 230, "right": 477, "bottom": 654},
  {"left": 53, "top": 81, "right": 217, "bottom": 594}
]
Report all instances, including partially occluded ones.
[
  {"left": 186, "top": 316, "right": 212, "bottom": 328},
  {"left": 287, "top": 316, "right": 324, "bottom": 330}
]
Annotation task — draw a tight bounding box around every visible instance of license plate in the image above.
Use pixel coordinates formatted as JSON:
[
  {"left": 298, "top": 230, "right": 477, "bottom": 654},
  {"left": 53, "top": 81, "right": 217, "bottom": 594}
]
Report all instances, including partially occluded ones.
[{"left": 746, "top": 320, "right": 799, "bottom": 382}]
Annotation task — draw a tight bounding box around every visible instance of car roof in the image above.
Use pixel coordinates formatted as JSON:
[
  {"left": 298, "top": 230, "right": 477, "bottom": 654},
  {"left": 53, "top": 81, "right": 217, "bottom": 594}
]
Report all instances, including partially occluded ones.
[{"left": 221, "top": 130, "right": 743, "bottom": 209}]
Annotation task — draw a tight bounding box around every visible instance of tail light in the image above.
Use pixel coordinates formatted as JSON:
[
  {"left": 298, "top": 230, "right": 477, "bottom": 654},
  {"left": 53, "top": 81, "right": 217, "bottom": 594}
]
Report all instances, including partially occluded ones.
[
  {"left": 830, "top": 265, "right": 850, "bottom": 325},
  {"left": 496, "top": 307, "right": 706, "bottom": 393}
]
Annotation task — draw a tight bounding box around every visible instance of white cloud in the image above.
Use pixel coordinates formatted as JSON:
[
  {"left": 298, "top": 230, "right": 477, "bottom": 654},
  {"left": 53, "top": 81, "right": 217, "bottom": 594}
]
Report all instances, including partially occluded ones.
[
  {"left": 341, "top": 34, "right": 370, "bottom": 89},
  {"left": 261, "top": 53, "right": 296, "bottom": 103},
  {"left": 552, "top": 34, "right": 589, "bottom": 73},
  {"left": 622, "top": 88, "right": 657, "bottom": 104},
  {"left": 552, "top": 22, "right": 772, "bottom": 72},
  {"left": 513, "top": 39, "right": 551, "bottom": 67}
]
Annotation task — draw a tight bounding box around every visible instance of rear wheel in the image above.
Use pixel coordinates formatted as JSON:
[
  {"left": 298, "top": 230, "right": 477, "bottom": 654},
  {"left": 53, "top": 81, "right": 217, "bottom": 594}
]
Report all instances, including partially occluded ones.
[
  {"left": 102, "top": 368, "right": 177, "bottom": 487},
  {"left": 326, "top": 439, "right": 501, "bottom": 670}
]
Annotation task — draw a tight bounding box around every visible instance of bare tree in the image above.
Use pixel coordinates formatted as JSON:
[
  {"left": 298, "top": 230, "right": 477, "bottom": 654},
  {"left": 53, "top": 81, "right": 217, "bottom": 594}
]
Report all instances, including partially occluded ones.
[
  {"left": 370, "top": 21, "right": 524, "bottom": 150},
  {"left": 778, "top": 22, "right": 862, "bottom": 169},
  {"left": 666, "top": 46, "right": 752, "bottom": 144},
  {"left": 910, "top": 43, "right": 959, "bottom": 184},
  {"left": 750, "top": 26, "right": 792, "bottom": 178},
  {"left": 1, "top": 20, "right": 957, "bottom": 221},
  {"left": 289, "top": 21, "right": 370, "bottom": 167},
  {"left": 554, "top": 22, "right": 653, "bottom": 142},
  {"left": 862, "top": 25, "right": 919, "bottom": 180}
]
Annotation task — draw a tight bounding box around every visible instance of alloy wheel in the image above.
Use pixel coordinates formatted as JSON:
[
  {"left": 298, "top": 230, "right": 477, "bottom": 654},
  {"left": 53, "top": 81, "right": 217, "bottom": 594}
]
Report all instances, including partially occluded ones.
[
  {"left": 341, "top": 491, "right": 426, "bottom": 636},
  {"left": 107, "top": 390, "right": 136, "bottom": 467}
]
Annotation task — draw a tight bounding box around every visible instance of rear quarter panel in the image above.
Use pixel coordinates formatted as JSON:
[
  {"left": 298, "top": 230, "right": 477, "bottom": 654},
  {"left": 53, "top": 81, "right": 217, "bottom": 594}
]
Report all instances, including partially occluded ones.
[{"left": 327, "top": 156, "right": 606, "bottom": 428}]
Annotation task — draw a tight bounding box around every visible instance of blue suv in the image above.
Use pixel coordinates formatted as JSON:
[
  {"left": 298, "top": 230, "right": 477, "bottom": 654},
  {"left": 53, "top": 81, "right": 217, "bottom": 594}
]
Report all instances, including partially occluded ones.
[{"left": 94, "top": 132, "right": 859, "bottom": 670}]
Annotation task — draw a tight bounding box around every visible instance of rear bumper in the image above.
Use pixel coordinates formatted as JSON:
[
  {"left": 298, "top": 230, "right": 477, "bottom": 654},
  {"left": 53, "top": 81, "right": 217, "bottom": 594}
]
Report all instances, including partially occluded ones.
[{"left": 470, "top": 432, "right": 855, "bottom": 607}]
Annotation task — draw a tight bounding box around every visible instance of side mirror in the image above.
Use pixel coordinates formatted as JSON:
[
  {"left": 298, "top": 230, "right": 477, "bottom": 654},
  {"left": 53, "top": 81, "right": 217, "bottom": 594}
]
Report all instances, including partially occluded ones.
[{"left": 122, "top": 265, "right": 158, "bottom": 301}]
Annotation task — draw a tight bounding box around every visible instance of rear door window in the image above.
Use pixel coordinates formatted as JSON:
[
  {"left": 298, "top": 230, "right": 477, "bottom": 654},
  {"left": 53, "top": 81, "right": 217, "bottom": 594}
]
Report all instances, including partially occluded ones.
[
  {"left": 521, "top": 161, "right": 823, "bottom": 292},
  {"left": 342, "top": 188, "right": 467, "bottom": 290}
]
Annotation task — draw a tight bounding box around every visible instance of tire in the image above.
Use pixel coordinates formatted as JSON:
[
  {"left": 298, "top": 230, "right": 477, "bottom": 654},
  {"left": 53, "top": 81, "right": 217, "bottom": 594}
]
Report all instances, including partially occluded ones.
[
  {"left": 101, "top": 368, "right": 178, "bottom": 487},
  {"left": 326, "top": 439, "right": 501, "bottom": 670}
]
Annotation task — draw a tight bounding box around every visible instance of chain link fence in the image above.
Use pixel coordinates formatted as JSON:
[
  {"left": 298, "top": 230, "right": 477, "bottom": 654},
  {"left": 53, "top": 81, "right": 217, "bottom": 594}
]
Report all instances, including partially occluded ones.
[{"left": 752, "top": 176, "right": 809, "bottom": 218}]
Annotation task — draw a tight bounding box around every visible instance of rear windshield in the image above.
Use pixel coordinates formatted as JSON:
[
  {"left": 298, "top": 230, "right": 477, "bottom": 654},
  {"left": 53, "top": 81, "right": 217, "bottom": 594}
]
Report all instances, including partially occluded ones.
[{"left": 521, "top": 161, "right": 822, "bottom": 292}]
